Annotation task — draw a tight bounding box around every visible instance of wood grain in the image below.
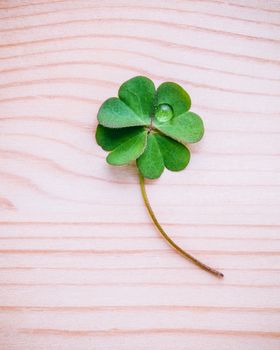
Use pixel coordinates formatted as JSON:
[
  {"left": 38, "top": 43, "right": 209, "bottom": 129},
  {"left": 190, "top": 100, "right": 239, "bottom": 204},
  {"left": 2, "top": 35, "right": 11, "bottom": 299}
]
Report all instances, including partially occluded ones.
[{"left": 0, "top": 0, "right": 280, "bottom": 349}]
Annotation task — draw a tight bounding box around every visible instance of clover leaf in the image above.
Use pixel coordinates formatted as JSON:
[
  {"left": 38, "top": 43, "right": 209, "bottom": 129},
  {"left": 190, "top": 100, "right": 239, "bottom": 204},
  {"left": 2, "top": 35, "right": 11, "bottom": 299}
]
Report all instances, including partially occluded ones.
[
  {"left": 97, "top": 76, "right": 155, "bottom": 127},
  {"left": 95, "top": 76, "right": 223, "bottom": 278},
  {"left": 136, "top": 133, "right": 190, "bottom": 179},
  {"left": 96, "top": 76, "right": 204, "bottom": 179},
  {"left": 96, "top": 125, "right": 147, "bottom": 165}
]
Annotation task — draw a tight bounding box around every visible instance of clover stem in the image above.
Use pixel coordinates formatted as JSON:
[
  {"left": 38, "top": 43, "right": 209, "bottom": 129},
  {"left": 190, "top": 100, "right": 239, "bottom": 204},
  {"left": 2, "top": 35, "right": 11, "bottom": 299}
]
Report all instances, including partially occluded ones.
[{"left": 138, "top": 173, "right": 224, "bottom": 278}]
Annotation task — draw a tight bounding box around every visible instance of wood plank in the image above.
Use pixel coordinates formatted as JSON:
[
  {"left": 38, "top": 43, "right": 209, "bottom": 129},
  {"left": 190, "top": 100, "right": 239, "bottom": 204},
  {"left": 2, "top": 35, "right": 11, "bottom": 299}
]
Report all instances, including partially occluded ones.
[{"left": 0, "top": 0, "right": 279, "bottom": 349}]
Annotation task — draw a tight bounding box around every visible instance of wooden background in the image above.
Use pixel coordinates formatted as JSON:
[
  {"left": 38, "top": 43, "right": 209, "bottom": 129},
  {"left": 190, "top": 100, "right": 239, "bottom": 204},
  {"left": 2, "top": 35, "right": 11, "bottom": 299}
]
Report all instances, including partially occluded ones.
[{"left": 0, "top": 0, "right": 280, "bottom": 349}]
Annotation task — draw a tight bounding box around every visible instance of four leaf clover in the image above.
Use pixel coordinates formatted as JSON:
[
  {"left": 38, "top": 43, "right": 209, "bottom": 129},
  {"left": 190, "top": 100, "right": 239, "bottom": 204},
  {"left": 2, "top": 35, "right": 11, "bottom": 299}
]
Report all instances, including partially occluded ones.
[
  {"left": 96, "top": 76, "right": 204, "bottom": 179},
  {"left": 95, "top": 76, "right": 224, "bottom": 278}
]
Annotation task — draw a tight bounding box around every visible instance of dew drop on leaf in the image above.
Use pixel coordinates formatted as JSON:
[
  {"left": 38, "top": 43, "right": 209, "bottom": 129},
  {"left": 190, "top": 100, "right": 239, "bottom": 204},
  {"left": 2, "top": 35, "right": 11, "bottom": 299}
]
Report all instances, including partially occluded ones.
[{"left": 155, "top": 104, "right": 174, "bottom": 123}]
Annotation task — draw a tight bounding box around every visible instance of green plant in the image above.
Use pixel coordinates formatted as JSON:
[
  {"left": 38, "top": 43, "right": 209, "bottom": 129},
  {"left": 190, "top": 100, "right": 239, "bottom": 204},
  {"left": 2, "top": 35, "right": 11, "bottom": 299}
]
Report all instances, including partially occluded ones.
[{"left": 95, "top": 76, "right": 223, "bottom": 278}]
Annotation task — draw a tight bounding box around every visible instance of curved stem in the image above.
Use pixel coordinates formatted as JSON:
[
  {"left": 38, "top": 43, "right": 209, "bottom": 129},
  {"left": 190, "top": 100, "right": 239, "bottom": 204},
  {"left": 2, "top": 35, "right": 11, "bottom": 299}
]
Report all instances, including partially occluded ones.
[{"left": 138, "top": 173, "right": 224, "bottom": 278}]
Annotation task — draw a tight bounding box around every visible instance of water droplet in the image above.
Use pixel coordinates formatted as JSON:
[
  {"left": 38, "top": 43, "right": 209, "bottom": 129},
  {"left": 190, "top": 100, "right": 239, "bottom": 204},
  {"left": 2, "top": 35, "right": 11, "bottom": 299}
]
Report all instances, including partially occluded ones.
[{"left": 155, "top": 104, "right": 173, "bottom": 123}]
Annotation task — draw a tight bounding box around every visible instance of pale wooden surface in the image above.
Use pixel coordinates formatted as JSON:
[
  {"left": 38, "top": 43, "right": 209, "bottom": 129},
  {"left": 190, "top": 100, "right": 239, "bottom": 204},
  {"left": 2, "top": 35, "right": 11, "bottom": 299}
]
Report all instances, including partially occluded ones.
[{"left": 0, "top": 0, "right": 280, "bottom": 349}]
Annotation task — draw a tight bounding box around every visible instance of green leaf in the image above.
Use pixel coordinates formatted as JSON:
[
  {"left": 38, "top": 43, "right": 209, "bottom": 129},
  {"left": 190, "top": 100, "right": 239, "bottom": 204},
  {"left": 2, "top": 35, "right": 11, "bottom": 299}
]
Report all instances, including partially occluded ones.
[
  {"left": 96, "top": 77, "right": 205, "bottom": 179},
  {"left": 137, "top": 133, "right": 164, "bottom": 179},
  {"left": 156, "top": 82, "right": 191, "bottom": 118},
  {"left": 106, "top": 129, "right": 147, "bottom": 165},
  {"left": 154, "top": 111, "right": 204, "bottom": 144},
  {"left": 154, "top": 133, "right": 190, "bottom": 171},
  {"left": 96, "top": 125, "right": 145, "bottom": 151},
  {"left": 119, "top": 76, "right": 155, "bottom": 124},
  {"left": 97, "top": 97, "right": 148, "bottom": 128}
]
